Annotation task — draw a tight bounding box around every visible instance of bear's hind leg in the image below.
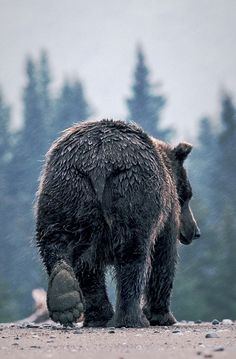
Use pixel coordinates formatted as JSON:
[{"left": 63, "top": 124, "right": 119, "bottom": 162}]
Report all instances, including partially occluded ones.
[
  {"left": 108, "top": 229, "right": 150, "bottom": 328},
  {"left": 37, "top": 231, "right": 84, "bottom": 327},
  {"left": 75, "top": 266, "right": 114, "bottom": 327}
]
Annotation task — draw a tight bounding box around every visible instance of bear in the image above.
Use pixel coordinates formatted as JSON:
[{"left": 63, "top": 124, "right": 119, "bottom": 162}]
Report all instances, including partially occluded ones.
[{"left": 35, "top": 119, "right": 200, "bottom": 328}]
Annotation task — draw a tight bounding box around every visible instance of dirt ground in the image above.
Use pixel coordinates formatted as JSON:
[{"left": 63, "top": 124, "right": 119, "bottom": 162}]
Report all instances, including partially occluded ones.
[{"left": 0, "top": 321, "right": 235, "bottom": 359}]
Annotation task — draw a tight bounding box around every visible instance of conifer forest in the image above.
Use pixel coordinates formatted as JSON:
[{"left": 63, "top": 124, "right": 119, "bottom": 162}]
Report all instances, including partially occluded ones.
[{"left": 0, "top": 48, "right": 236, "bottom": 323}]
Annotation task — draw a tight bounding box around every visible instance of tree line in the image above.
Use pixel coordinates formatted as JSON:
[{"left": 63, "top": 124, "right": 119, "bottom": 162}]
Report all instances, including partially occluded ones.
[{"left": 0, "top": 47, "right": 235, "bottom": 322}]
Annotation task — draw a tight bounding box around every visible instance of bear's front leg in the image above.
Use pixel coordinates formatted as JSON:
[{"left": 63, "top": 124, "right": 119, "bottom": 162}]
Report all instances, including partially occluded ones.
[
  {"left": 109, "top": 261, "right": 149, "bottom": 328},
  {"left": 47, "top": 260, "right": 84, "bottom": 326},
  {"left": 75, "top": 265, "right": 114, "bottom": 327},
  {"left": 143, "top": 220, "right": 178, "bottom": 326}
]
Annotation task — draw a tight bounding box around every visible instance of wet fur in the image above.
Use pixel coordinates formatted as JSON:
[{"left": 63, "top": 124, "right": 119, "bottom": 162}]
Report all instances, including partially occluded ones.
[{"left": 35, "top": 119, "right": 191, "bottom": 327}]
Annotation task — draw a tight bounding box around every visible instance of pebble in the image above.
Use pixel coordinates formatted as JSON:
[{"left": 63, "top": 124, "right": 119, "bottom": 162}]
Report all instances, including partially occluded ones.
[
  {"left": 26, "top": 323, "right": 40, "bottom": 329},
  {"left": 30, "top": 345, "right": 41, "bottom": 349},
  {"left": 73, "top": 330, "right": 82, "bottom": 335},
  {"left": 213, "top": 346, "right": 224, "bottom": 352},
  {"left": 195, "top": 320, "right": 202, "bottom": 324},
  {"left": 205, "top": 332, "right": 219, "bottom": 338},
  {"left": 211, "top": 319, "right": 220, "bottom": 325},
  {"left": 108, "top": 330, "right": 115, "bottom": 334},
  {"left": 204, "top": 352, "right": 213, "bottom": 358},
  {"left": 172, "top": 329, "right": 181, "bottom": 333},
  {"left": 222, "top": 319, "right": 233, "bottom": 325}
]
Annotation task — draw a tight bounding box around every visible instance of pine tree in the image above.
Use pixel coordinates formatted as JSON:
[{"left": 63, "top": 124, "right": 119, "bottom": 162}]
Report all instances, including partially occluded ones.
[
  {"left": 220, "top": 92, "right": 236, "bottom": 142},
  {"left": 8, "top": 57, "right": 47, "bottom": 196},
  {"left": 212, "top": 92, "right": 236, "bottom": 317},
  {"left": 0, "top": 90, "right": 12, "bottom": 190},
  {"left": 38, "top": 50, "right": 52, "bottom": 140},
  {"left": 218, "top": 92, "right": 236, "bottom": 200},
  {"left": 5, "top": 56, "right": 48, "bottom": 319},
  {"left": 126, "top": 47, "right": 171, "bottom": 140},
  {"left": 173, "top": 116, "right": 220, "bottom": 321},
  {"left": 173, "top": 93, "right": 236, "bottom": 321},
  {"left": 0, "top": 91, "right": 16, "bottom": 322},
  {"left": 52, "top": 79, "right": 91, "bottom": 139}
]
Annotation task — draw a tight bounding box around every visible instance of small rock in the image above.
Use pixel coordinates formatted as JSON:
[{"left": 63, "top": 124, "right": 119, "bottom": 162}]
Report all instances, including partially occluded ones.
[
  {"left": 213, "top": 346, "right": 224, "bottom": 352},
  {"left": 172, "top": 329, "right": 181, "bottom": 333},
  {"left": 30, "top": 345, "right": 41, "bottom": 349},
  {"left": 73, "top": 330, "right": 82, "bottom": 335},
  {"left": 196, "top": 351, "right": 202, "bottom": 355},
  {"left": 204, "top": 353, "right": 213, "bottom": 358},
  {"left": 205, "top": 332, "right": 219, "bottom": 338},
  {"left": 12, "top": 343, "right": 19, "bottom": 346},
  {"left": 26, "top": 323, "right": 40, "bottom": 328},
  {"left": 211, "top": 319, "right": 220, "bottom": 325},
  {"left": 108, "top": 330, "right": 115, "bottom": 333},
  {"left": 222, "top": 319, "right": 233, "bottom": 325},
  {"left": 41, "top": 323, "right": 52, "bottom": 328},
  {"left": 195, "top": 320, "right": 202, "bottom": 324}
]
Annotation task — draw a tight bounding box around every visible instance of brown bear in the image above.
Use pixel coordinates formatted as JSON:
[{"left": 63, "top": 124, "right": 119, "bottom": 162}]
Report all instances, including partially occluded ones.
[{"left": 35, "top": 119, "right": 200, "bottom": 328}]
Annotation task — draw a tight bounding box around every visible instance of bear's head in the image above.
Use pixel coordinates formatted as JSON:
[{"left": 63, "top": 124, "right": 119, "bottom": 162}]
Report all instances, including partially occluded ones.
[{"left": 172, "top": 142, "right": 201, "bottom": 245}]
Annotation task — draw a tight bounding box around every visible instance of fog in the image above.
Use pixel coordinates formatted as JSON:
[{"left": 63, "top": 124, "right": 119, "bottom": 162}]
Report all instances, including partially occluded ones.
[{"left": 1, "top": 0, "right": 236, "bottom": 138}]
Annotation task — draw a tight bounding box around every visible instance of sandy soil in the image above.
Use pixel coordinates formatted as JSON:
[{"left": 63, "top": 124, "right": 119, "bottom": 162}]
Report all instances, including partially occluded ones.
[{"left": 0, "top": 321, "right": 235, "bottom": 359}]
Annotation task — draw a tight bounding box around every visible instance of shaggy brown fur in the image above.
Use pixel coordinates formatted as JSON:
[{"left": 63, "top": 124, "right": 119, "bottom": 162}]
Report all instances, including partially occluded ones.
[{"left": 35, "top": 119, "right": 200, "bottom": 327}]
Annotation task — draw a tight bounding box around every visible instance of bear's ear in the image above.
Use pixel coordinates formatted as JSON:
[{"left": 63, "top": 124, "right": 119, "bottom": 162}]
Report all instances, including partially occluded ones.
[{"left": 173, "top": 142, "right": 192, "bottom": 162}]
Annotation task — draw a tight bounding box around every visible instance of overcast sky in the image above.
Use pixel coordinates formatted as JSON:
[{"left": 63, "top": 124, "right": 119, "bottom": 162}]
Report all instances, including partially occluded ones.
[{"left": 1, "top": 0, "right": 236, "bottom": 141}]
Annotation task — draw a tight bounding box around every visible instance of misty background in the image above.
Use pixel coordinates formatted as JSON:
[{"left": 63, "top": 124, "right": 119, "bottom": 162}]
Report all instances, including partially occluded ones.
[{"left": 0, "top": 0, "right": 236, "bottom": 322}]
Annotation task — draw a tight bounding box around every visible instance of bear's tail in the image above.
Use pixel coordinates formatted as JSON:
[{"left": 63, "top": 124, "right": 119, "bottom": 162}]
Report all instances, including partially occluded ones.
[
  {"left": 89, "top": 167, "right": 108, "bottom": 206},
  {"left": 88, "top": 167, "right": 113, "bottom": 227}
]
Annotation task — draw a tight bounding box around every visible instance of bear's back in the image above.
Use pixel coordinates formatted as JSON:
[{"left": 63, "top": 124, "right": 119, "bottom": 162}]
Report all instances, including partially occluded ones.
[{"left": 47, "top": 119, "right": 164, "bottom": 178}]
